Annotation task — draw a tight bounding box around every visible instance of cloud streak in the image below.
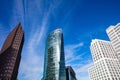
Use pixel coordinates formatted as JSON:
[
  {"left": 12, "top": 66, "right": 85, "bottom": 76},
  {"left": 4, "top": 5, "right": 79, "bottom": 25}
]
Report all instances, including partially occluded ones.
[
  {"left": 18, "top": 0, "right": 65, "bottom": 80},
  {"left": 65, "top": 41, "right": 93, "bottom": 80},
  {"left": 75, "top": 62, "right": 93, "bottom": 80},
  {"left": 65, "top": 42, "right": 84, "bottom": 62}
]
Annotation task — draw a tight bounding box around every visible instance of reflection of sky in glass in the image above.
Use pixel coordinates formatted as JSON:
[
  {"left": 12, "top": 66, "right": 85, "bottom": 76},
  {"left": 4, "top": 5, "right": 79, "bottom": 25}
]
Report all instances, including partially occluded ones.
[
  {"left": 43, "top": 29, "right": 66, "bottom": 80},
  {"left": 0, "top": 0, "right": 120, "bottom": 80}
]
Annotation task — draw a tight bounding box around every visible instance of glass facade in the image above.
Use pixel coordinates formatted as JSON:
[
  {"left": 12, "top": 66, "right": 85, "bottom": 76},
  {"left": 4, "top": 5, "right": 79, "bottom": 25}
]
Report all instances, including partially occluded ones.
[
  {"left": 66, "top": 66, "right": 77, "bottom": 80},
  {"left": 43, "top": 29, "right": 66, "bottom": 80}
]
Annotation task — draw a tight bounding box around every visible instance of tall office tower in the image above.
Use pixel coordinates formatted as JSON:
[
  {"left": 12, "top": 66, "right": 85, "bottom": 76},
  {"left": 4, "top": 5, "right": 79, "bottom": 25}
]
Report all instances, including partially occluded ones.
[
  {"left": 43, "top": 29, "right": 66, "bottom": 80},
  {"left": 66, "top": 66, "right": 77, "bottom": 80},
  {"left": 88, "top": 39, "right": 120, "bottom": 80},
  {"left": 0, "top": 23, "right": 24, "bottom": 80},
  {"left": 106, "top": 23, "right": 120, "bottom": 59}
]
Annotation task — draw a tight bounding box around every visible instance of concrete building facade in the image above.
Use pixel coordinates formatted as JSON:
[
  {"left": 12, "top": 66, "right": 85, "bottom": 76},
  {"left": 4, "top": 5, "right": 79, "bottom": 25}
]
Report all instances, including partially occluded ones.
[
  {"left": 106, "top": 23, "right": 120, "bottom": 60},
  {"left": 88, "top": 39, "right": 120, "bottom": 80}
]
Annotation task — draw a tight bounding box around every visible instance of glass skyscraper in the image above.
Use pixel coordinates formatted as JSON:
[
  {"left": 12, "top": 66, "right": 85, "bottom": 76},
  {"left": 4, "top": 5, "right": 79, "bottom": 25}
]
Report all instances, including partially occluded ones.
[{"left": 43, "top": 29, "right": 66, "bottom": 80}]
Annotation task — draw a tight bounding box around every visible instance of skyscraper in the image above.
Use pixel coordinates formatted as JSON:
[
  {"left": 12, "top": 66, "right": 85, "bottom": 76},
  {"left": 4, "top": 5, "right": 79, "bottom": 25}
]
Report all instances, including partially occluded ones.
[
  {"left": 66, "top": 66, "right": 77, "bottom": 80},
  {"left": 88, "top": 39, "right": 120, "bottom": 80},
  {"left": 43, "top": 29, "right": 66, "bottom": 80},
  {"left": 0, "top": 23, "right": 24, "bottom": 80},
  {"left": 106, "top": 23, "right": 120, "bottom": 60}
]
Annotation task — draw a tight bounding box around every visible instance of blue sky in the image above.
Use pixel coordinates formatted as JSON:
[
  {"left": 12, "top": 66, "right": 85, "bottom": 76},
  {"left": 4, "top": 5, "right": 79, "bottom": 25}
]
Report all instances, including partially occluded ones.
[{"left": 0, "top": 0, "right": 120, "bottom": 80}]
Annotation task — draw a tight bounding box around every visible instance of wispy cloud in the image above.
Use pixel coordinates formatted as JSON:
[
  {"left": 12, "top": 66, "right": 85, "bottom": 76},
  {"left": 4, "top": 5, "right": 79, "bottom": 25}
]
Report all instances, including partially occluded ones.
[
  {"left": 18, "top": 0, "right": 64, "bottom": 80},
  {"left": 65, "top": 42, "right": 84, "bottom": 63},
  {"left": 75, "top": 62, "right": 93, "bottom": 80},
  {"left": 19, "top": 56, "right": 43, "bottom": 80},
  {"left": 65, "top": 41, "right": 93, "bottom": 80},
  {"left": 75, "top": 62, "right": 93, "bottom": 73},
  {"left": 20, "top": 17, "right": 48, "bottom": 80}
]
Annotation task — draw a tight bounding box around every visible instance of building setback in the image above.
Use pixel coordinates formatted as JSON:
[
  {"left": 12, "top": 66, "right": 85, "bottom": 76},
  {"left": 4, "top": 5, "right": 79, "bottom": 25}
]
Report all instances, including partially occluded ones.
[
  {"left": 106, "top": 23, "right": 120, "bottom": 60},
  {"left": 43, "top": 29, "right": 66, "bottom": 80},
  {"left": 88, "top": 39, "right": 120, "bottom": 80},
  {"left": 66, "top": 66, "right": 77, "bottom": 80},
  {"left": 0, "top": 23, "right": 24, "bottom": 80}
]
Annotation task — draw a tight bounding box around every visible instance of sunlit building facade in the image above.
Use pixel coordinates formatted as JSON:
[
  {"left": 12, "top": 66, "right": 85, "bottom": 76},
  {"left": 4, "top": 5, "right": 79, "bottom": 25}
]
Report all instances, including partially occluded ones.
[
  {"left": 88, "top": 39, "right": 120, "bottom": 80},
  {"left": 43, "top": 29, "right": 66, "bottom": 80},
  {"left": 106, "top": 23, "right": 120, "bottom": 60},
  {"left": 0, "top": 23, "right": 24, "bottom": 80}
]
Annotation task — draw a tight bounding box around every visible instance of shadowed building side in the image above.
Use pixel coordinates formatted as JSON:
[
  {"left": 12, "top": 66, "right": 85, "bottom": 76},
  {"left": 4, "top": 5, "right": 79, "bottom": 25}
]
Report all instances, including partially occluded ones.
[
  {"left": 66, "top": 66, "right": 77, "bottom": 80},
  {"left": 0, "top": 23, "right": 24, "bottom": 80}
]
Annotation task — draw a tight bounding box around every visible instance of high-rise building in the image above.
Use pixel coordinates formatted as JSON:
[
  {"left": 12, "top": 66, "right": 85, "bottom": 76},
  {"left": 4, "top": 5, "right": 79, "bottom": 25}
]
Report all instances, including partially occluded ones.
[
  {"left": 66, "top": 66, "right": 77, "bottom": 80},
  {"left": 106, "top": 23, "right": 120, "bottom": 60},
  {"left": 88, "top": 39, "right": 120, "bottom": 80},
  {"left": 43, "top": 29, "right": 66, "bottom": 80},
  {"left": 0, "top": 23, "right": 24, "bottom": 80}
]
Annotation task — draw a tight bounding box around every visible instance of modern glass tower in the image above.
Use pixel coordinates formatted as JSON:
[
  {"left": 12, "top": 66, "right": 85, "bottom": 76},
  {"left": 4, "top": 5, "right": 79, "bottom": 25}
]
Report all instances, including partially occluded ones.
[
  {"left": 0, "top": 23, "right": 24, "bottom": 80},
  {"left": 43, "top": 29, "right": 66, "bottom": 80}
]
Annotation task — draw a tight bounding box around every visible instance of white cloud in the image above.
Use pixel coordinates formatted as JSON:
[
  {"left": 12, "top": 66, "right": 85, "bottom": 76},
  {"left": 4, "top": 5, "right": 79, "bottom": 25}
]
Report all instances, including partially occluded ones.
[
  {"left": 75, "top": 61, "right": 93, "bottom": 80},
  {"left": 65, "top": 41, "right": 93, "bottom": 80},
  {"left": 75, "top": 62, "right": 93, "bottom": 73},
  {"left": 19, "top": 54, "right": 43, "bottom": 80},
  {"left": 18, "top": 0, "right": 65, "bottom": 80},
  {"left": 65, "top": 42, "right": 84, "bottom": 63},
  {"left": 1, "top": 0, "right": 93, "bottom": 80},
  {"left": 18, "top": 20, "right": 46, "bottom": 80}
]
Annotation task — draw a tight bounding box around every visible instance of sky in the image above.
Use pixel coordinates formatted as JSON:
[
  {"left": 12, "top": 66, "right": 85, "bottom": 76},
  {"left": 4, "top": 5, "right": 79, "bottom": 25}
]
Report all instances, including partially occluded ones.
[{"left": 0, "top": 0, "right": 120, "bottom": 80}]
